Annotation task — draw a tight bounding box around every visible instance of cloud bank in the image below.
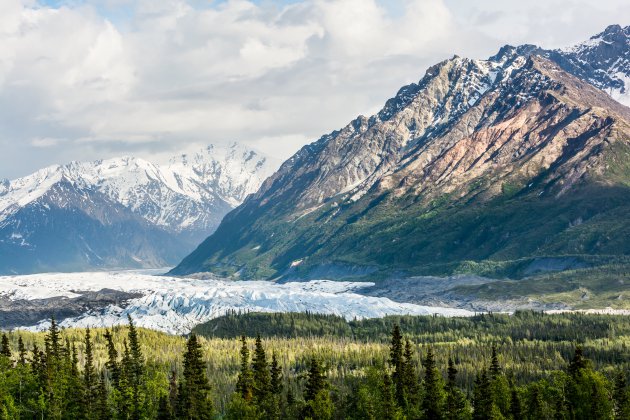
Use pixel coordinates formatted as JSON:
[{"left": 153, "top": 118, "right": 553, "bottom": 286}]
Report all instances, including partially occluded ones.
[{"left": 1, "top": 0, "right": 629, "bottom": 178}]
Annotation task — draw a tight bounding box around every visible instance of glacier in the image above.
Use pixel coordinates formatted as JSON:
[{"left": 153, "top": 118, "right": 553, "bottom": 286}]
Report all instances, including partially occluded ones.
[{"left": 0, "top": 270, "right": 474, "bottom": 334}]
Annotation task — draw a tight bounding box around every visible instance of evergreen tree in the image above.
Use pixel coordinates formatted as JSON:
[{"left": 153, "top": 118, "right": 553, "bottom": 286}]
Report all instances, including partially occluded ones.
[
  {"left": 83, "top": 327, "right": 98, "bottom": 418},
  {"left": 168, "top": 369, "right": 179, "bottom": 414},
  {"left": 303, "top": 357, "right": 332, "bottom": 420},
  {"left": 402, "top": 339, "right": 419, "bottom": 409},
  {"left": 235, "top": 336, "right": 253, "bottom": 401},
  {"left": 116, "top": 339, "right": 135, "bottom": 419},
  {"left": 251, "top": 334, "right": 271, "bottom": 403},
  {"left": 421, "top": 347, "right": 445, "bottom": 420},
  {"left": 157, "top": 394, "right": 173, "bottom": 420},
  {"left": 71, "top": 342, "right": 79, "bottom": 378},
  {"left": 104, "top": 329, "right": 120, "bottom": 387},
  {"left": 127, "top": 314, "right": 144, "bottom": 384},
  {"left": 472, "top": 370, "right": 492, "bottom": 420},
  {"left": 445, "top": 357, "right": 469, "bottom": 420},
  {"left": 0, "top": 334, "right": 10, "bottom": 359},
  {"left": 17, "top": 336, "right": 27, "bottom": 365},
  {"left": 47, "top": 315, "right": 62, "bottom": 360},
  {"left": 381, "top": 373, "right": 403, "bottom": 420},
  {"left": 389, "top": 324, "right": 405, "bottom": 406},
  {"left": 96, "top": 372, "right": 110, "bottom": 420},
  {"left": 270, "top": 353, "right": 283, "bottom": 395},
  {"left": 568, "top": 345, "right": 591, "bottom": 377},
  {"left": 126, "top": 315, "right": 145, "bottom": 420},
  {"left": 613, "top": 370, "right": 630, "bottom": 420},
  {"left": 509, "top": 384, "right": 522, "bottom": 420},
  {"left": 487, "top": 347, "right": 510, "bottom": 418},
  {"left": 489, "top": 346, "right": 501, "bottom": 378},
  {"left": 178, "top": 334, "right": 213, "bottom": 419},
  {"left": 304, "top": 357, "right": 327, "bottom": 402}
]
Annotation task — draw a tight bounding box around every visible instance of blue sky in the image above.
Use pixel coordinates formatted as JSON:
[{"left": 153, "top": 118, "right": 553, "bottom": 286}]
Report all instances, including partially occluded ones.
[{"left": 1, "top": 0, "right": 629, "bottom": 178}]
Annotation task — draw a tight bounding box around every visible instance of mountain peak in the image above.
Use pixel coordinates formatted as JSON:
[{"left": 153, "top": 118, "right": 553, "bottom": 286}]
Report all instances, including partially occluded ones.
[
  {"left": 0, "top": 143, "right": 278, "bottom": 273},
  {"left": 171, "top": 24, "right": 630, "bottom": 279}
]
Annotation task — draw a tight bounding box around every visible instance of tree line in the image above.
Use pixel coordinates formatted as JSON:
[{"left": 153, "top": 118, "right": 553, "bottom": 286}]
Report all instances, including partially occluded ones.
[{"left": 1, "top": 316, "right": 629, "bottom": 419}]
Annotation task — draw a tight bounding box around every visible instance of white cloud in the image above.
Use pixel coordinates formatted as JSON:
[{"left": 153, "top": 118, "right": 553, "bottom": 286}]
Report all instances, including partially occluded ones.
[
  {"left": 31, "top": 137, "right": 64, "bottom": 147},
  {"left": 0, "top": 0, "right": 628, "bottom": 178}
]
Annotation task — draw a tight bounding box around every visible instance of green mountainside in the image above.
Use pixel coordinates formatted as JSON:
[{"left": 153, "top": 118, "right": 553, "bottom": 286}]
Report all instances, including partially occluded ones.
[{"left": 172, "top": 53, "right": 630, "bottom": 282}]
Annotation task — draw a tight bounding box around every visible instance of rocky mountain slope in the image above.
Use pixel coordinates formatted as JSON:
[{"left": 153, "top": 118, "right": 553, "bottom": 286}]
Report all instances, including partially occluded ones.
[
  {"left": 171, "top": 26, "right": 630, "bottom": 280},
  {"left": 0, "top": 143, "right": 276, "bottom": 274}
]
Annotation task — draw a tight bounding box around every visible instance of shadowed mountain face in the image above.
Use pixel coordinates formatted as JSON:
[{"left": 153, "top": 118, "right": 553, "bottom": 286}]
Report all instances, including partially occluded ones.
[{"left": 171, "top": 27, "right": 630, "bottom": 280}]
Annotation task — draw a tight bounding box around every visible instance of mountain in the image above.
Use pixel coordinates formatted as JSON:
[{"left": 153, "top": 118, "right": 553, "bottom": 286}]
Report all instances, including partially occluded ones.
[
  {"left": 501, "top": 24, "right": 630, "bottom": 106},
  {"left": 171, "top": 26, "right": 630, "bottom": 280},
  {"left": 0, "top": 143, "right": 277, "bottom": 274}
]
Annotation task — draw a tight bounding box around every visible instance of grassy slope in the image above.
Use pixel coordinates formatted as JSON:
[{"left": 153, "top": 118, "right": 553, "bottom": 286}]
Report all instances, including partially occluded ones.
[{"left": 192, "top": 181, "right": 630, "bottom": 283}]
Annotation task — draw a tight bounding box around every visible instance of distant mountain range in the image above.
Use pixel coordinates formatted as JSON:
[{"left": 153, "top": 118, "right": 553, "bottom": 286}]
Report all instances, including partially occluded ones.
[
  {"left": 171, "top": 25, "right": 630, "bottom": 280},
  {"left": 0, "top": 143, "right": 277, "bottom": 274}
]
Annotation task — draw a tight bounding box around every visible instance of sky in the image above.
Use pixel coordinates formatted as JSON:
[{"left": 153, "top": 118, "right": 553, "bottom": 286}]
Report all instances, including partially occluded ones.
[{"left": 1, "top": 0, "right": 629, "bottom": 178}]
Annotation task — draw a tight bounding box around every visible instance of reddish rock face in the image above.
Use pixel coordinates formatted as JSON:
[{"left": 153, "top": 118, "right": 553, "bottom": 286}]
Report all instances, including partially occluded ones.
[{"left": 172, "top": 27, "right": 630, "bottom": 279}]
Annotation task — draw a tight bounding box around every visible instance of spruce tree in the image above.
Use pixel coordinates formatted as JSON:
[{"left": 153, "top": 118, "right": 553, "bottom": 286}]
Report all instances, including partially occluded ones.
[
  {"left": 126, "top": 315, "right": 144, "bottom": 420},
  {"left": 127, "top": 315, "right": 144, "bottom": 384},
  {"left": 235, "top": 336, "right": 253, "bottom": 401},
  {"left": 568, "top": 345, "right": 591, "bottom": 377},
  {"left": 509, "top": 384, "right": 522, "bottom": 420},
  {"left": 402, "top": 339, "right": 419, "bottom": 409},
  {"left": 96, "top": 372, "right": 110, "bottom": 420},
  {"left": 178, "top": 334, "right": 213, "bottom": 419},
  {"left": 270, "top": 353, "right": 283, "bottom": 395},
  {"left": 389, "top": 324, "right": 405, "bottom": 406},
  {"left": 71, "top": 342, "right": 79, "bottom": 378},
  {"left": 104, "top": 329, "right": 120, "bottom": 387},
  {"left": 445, "top": 357, "right": 468, "bottom": 420},
  {"left": 380, "top": 373, "right": 401, "bottom": 420},
  {"left": 489, "top": 346, "right": 501, "bottom": 378},
  {"left": 157, "top": 394, "right": 173, "bottom": 420},
  {"left": 251, "top": 334, "right": 271, "bottom": 403},
  {"left": 83, "top": 327, "right": 98, "bottom": 418},
  {"left": 488, "top": 346, "right": 510, "bottom": 417},
  {"left": 17, "top": 336, "right": 26, "bottom": 365},
  {"left": 472, "top": 370, "right": 492, "bottom": 420},
  {"left": 303, "top": 357, "right": 332, "bottom": 420},
  {"left": 168, "top": 369, "right": 179, "bottom": 414},
  {"left": 47, "top": 315, "right": 62, "bottom": 360},
  {"left": 116, "top": 339, "right": 135, "bottom": 419},
  {"left": 421, "top": 347, "right": 445, "bottom": 420},
  {"left": 304, "top": 357, "right": 326, "bottom": 402},
  {"left": 0, "top": 334, "right": 11, "bottom": 358},
  {"left": 613, "top": 370, "right": 630, "bottom": 420}
]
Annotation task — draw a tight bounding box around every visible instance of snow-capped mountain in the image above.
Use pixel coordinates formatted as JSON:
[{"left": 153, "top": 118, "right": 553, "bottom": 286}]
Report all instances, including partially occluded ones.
[
  {"left": 0, "top": 143, "right": 278, "bottom": 274},
  {"left": 171, "top": 25, "right": 630, "bottom": 280},
  {"left": 501, "top": 24, "right": 630, "bottom": 106}
]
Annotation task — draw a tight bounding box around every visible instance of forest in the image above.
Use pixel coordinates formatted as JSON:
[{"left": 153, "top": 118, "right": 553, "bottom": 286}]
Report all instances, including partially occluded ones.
[{"left": 0, "top": 312, "right": 629, "bottom": 419}]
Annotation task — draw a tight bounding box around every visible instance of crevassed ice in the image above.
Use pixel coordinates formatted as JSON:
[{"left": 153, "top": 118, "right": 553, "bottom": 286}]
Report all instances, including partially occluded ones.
[{"left": 0, "top": 271, "right": 474, "bottom": 335}]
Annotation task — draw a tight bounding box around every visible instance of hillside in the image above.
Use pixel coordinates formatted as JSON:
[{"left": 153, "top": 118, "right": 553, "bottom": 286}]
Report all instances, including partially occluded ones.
[{"left": 171, "top": 28, "right": 630, "bottom": 280}]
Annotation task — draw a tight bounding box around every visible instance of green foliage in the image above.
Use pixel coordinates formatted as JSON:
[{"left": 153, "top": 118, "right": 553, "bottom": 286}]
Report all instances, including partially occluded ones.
[
  {"left": 235, "top": 335, "right": 254, "bottom": 402},
  {"left": 421, "top": 347, "right": 446, "bottom": 419},
  {"left": 0, "top": 312, "right": 628, "bottom": 419},
  {"left": 193, "top": 310, "right": 353, "bottom": 339},
  {"left": 176, "top": 163, "right": 630, "bottom": 282},
  {"left": 177, "top": 334, "right": 213, "bottom": 419}
]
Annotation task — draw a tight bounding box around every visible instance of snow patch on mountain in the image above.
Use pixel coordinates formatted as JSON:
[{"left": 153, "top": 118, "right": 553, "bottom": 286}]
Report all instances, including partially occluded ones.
[
  {"left": 0, "top": 143, "right": 278, "bottom": 233},
  {"left": 0, "top": 271, "right": 474, "bottom": 334}
]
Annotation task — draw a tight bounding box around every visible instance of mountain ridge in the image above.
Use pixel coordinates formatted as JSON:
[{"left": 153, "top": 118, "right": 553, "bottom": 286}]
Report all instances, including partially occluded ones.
[
  {"left": 171, "top": 26, "right": 630, "bottom": 280},
  {"left": 0, "top": 143, "right": 278, "bottom": 274}
]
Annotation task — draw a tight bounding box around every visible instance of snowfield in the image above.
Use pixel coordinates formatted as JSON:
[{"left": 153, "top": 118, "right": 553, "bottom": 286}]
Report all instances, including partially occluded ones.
[{"left": 0, "top": 270, "right": 474, "bottom": 334}]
